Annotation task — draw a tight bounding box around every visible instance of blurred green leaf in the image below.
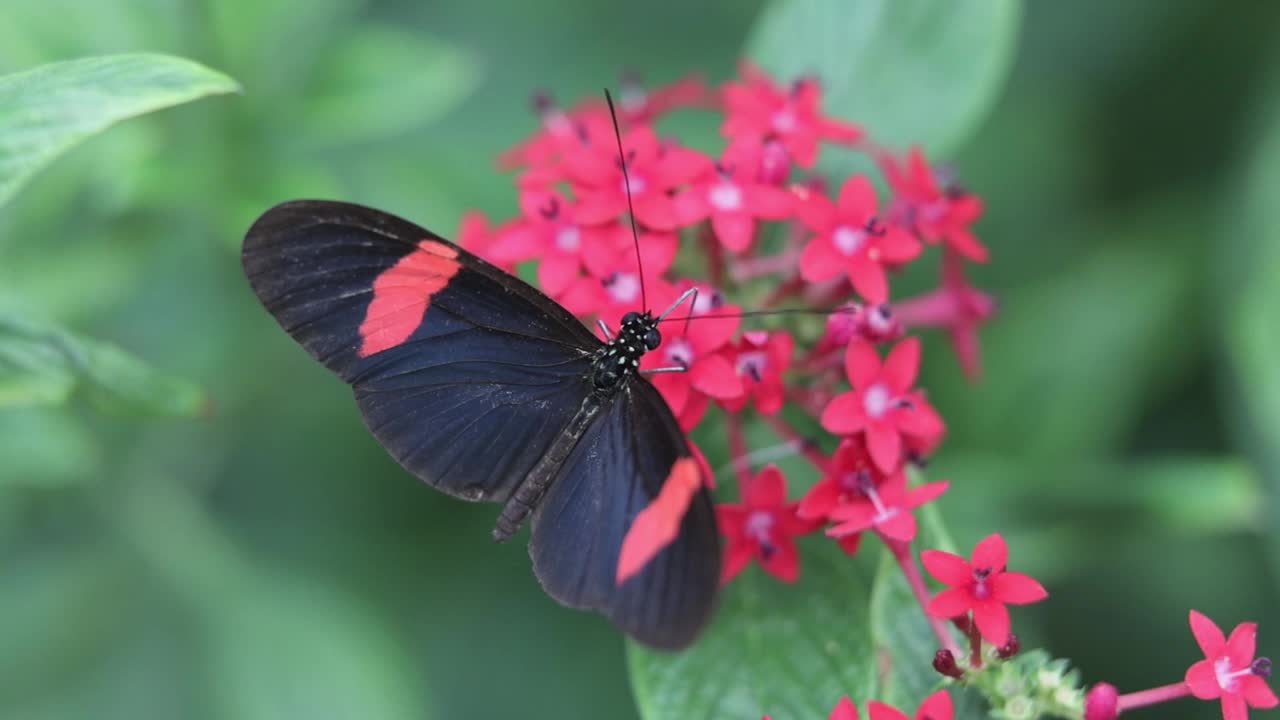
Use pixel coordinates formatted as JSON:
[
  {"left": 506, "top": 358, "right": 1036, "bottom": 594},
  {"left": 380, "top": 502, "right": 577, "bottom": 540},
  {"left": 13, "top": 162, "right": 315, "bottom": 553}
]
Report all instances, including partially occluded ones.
[
  {"left": 0, "top": 53, "right": 238, "bottom": 207},
  {"left": 299, "top": 27, "right": 480, "bottom": 148},
  {"left": 0, "top": 408, "right": 99, "bottom": 486},
  {"left": 0, "top": 312, "right": 207, "bottom": 417},
  {"left": 746, "top": 0, "right": 1021, "bottom": 156},
  {"left": 628, "top": 542, "right": 876, "bottom": 720}
]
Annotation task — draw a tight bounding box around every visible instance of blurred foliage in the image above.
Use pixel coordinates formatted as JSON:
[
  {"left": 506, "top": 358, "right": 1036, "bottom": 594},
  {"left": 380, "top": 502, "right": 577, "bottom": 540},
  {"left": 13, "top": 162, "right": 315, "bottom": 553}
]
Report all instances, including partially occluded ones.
[{"left": 0, "top": 1, "right": 1278, "bottom": 720}]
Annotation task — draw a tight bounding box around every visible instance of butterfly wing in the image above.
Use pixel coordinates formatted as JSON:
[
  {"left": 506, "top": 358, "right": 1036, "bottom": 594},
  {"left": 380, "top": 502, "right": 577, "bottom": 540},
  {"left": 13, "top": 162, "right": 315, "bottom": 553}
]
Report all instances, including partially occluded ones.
[
  {"left": 528, "top": 380, "right": 721, "bottom": 649},
  {"left": 242, "top": 200, "right": 601, "bottom": 503}
]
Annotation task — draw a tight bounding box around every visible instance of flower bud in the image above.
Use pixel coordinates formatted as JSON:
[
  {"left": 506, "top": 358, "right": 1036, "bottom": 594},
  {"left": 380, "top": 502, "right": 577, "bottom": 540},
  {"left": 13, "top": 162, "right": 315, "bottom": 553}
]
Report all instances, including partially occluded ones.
[
  {"left": 933, "top": 649, "right": 963, "bottom": 679},
  {"left": 1084, "top": 683, "right": 1118, "bottom": 720}
]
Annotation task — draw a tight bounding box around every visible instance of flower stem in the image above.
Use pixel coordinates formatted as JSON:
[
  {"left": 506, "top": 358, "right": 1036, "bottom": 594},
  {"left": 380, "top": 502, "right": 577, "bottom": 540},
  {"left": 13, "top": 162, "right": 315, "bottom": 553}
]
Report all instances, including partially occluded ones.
[
  {"left": 888, "top": 540, "right": 962, "bottom": 657},
  {"left": 701, "top": 223, "right": 724, "bottom": 288},
  {"left": 726, "top": 412, "right": 752, "bottom": 488},
  {"left": 967, "top": 612, "right": 984, "bottom": 669},
  {"left": 760, "top": 413, "right": 829, "bottom": 473},
  {"left": 1116, "top": 682, "right": 1191, "bottom": 711}
]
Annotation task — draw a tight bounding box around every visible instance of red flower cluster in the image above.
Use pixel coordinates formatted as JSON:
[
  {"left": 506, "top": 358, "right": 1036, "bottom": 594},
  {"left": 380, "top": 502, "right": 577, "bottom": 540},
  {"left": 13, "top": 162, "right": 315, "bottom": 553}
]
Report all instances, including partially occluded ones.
[
  {"left": 763, "top": 689, "right": 954, "bottom": 720},
  {"left": 467, "top": 64, "right": 989, "bottom": 586}
]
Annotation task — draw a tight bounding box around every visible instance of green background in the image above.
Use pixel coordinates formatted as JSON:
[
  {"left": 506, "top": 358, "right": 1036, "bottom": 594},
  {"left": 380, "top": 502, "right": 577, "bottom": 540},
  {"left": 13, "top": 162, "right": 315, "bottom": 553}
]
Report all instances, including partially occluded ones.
[{"left": 1, "top": 1, "right": 1278, "bottom": 718}]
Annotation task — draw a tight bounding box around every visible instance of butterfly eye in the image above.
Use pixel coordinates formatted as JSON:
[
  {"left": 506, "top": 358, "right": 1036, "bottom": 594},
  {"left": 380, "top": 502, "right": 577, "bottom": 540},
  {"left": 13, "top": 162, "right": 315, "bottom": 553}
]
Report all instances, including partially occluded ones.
[
  {"left": 643, "top": 328, "right": 662, "bottom": 350},
  {"left": 622, "top": 311, "right": 641, "bottom": 326}
]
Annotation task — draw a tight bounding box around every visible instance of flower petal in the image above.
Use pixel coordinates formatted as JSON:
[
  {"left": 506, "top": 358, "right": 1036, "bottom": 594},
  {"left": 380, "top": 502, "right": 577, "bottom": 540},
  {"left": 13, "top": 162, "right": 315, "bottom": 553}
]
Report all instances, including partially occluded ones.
[
  {"left": 882, "top": 337, "right": 921, "bottom": 391},
  {"left": 876, "top": 510, "right": 918, "bottom": 542},
  {"left": 1243, "top": 676, "right": 1279, "bottom": 708},
  {"left": 760, "top": 535, "right": 800, "bottom": 582},
  {"left": 796, "top": 192, "right": 836, "bottom": 231},
  {"left": 865, "top": 424, "right": 903, "bottom": 474},
  {"left": 1222, "top": 693, "right": 1249, "bottom": 720},
  {"left": 651, "top": 371, "right": 690, "bottom": 415},
  {"left": 905, "top": 480, "right": 950, "bottom": 510},
  {"left": 866, "top": 701, "right": 908, "bottom": 720},
  {"left": 991, "top": 572, "right": 1048, "bottom": 605},
  {"left": 1184, "top": 659, "right": 1221, "bottom": 700},
  {"left": 690, "top": 353, "right": 745, "bottom": 399},
  {"left": 712, "top": 212, "right": 756, "bottom": 252},
  {"left": 1189, "top": 610, "right": 1228, "bottom": 659},
  {"left": 971, "top": 533, "right": 1009, "bottom": 572},
  {"left": 836, "top": 532, "right": 862, "bottom": 556},
  {"left": 895, "top": 400, "right": 945, "bottom": 439},
  {"left": 1225, "top": 622, "right": 1258, "bottom": 669},
  {"left": 536, "top": 252, "right": 580, "bottom": 297},
  {"left": 747, "top": 465, "right": 787, "bottom": 508},
  {"left": 845, "top": 340, "right": 882, "bottom": 388},
  {"left": 745, "top": 185, "right": 797, "bottom": 219},
  {"left": 837, "top": 175, "right": 878, "bottom": 219},
  {"left": 947, "top": 228, "right": 989, "bottom": 263},
  {"left": 829, "top": 696, "right": 861, "bottom": 720},
  {"left": 917, "top": 689, "right": 954, "bottom": 720},
  {"left": 921, "top": 549, "right": 971, "bottom": 586},
  {"left": 877, "top": 227, "right": 923, "bottom": 264},
  {"left": 971, "top": 599, "right": 1011, "bottom": 646},
  {"left": 926, "top": 587, "right": 972, "bottom": 618},
  {"left": 800, "top": 236, "right": 847, "bottom": 283},
  {"left": 848, "top": 254, "right": 889, "bottom": 304},
  {"left": 720, "top": 539, "right": 756, "bottom": 584},
  {"left": 820, "top": 392, "right": 868, "bottom": 435}
]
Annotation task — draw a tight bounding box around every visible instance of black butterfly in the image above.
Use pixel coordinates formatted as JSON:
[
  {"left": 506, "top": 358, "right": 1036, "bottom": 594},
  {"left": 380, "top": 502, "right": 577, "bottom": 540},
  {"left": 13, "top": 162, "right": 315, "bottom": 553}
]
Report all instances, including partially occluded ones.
[{"left": 242, "top": 200, "right": 720, "bottom": 648}]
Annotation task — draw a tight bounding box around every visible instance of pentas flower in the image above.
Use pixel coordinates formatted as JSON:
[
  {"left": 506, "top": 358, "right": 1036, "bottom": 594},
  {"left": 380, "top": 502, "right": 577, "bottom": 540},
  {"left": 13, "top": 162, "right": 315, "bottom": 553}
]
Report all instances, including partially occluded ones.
[
  {"left": 894, "top": 250, "right": 995, "bottom": 380},
  {"left": 498, "top": 93, "right": 613, "bottom": 171},
  {"left": 717, "top": 465, "right": 818, "bottom": 583},
  {"left": 798, "top": 176, "right": 923, "bottom": 303},
  {"left": 867, "top": 689, "right": 954, "bottom": 720},
  {"left": 722, "top": 62, "right": 863, "bottom": 168},
  {"left": 826, "top": 468, "right": 949, "bottom": 544},
  {"left": 880, "top": 146, "right": 988, "bottom": 262},
  {"left": 1185, "top": 610, "right": 1277, "bottom": 720},
  {"left": 922, "top": 533, "right": 1049, "bottom": 646},
  {"left": 483, "top": 189, "right": 621, "bottom": 297},
  {"left": 816, "top": 302, "right": 903, "bottom": 355},
  {"left": 561, "top": 125, "right": 712, "bottom": 230},
  {"left": 828, "top": 696, "right": 860, "bottom": 720},
  {"left": 674, "top": 143, "right": 796, "bottom": 252},
  {"left": 821, "top": 337, "right": 946, "bottom": 474},
  {"left": 720, "top": 330, "right": 794, "bottom": 416},
  {"left": 798, "top": 436, "right": 891, "bottom": 553},
  {"left": 614, "top": 72, "right": 710, "bottom": 124},
  {"left": 559, "top": 238, "right": 679, "bottom": 319},
  {"left": 641, "top": 310, "right": 742, "bottom": 430},
  {"left": 454, "top": 210, "right": 518, "bottom": 272}
]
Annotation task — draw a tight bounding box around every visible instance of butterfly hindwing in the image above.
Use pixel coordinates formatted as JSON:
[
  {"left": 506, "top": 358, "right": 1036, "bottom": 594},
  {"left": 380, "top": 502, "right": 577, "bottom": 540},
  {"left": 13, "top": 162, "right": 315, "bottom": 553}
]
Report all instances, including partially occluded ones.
[
  {"left": 243, "top": 200, "right": 601, "bottom": 503},
  {"left": 528, "top": 380, "right": 720, "bottom": 649}
]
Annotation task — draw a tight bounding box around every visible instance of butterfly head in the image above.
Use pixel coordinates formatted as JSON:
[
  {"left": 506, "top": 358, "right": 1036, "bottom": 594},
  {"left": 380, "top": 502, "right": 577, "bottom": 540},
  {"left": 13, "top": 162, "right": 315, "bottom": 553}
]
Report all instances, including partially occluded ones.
[{"left": 592, "top": 311, "right": 660, "bottom": 391}]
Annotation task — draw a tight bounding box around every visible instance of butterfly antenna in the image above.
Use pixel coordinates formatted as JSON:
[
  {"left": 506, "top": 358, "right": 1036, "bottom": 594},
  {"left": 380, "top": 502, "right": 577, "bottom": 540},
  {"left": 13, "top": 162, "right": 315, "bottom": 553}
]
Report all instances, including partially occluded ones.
[
  {"left": 656, "top": 305, "right": 870, "bottom": 323},
  {"left": 604, "top": 88, "right": 647, "bottom": 312}
]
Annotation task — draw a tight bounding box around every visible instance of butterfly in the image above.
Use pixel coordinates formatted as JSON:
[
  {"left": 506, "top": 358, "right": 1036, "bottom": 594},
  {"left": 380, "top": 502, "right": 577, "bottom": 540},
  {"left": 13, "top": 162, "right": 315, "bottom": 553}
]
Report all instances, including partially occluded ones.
[{"left": 241, "top": 199, "right": 721, "bottom": 649}]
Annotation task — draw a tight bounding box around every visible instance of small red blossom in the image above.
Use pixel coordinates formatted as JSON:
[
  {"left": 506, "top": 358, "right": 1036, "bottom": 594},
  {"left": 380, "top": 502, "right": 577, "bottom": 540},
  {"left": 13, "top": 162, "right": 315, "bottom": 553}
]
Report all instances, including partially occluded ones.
[
  {"left": 614, "top": 72, "right": 711, "bottom": 124},
  {"left": 922, "top": 533, "right": 1049, "bottom": 646},
  {"left": 559, "top": 238, "right": 679, "bottom": 320},
  {"left": 798, "top": 176, "right": 922, "bottom": 303},
  {"left": 722, "top": 62, "right": 862, "bottom": 168},
  {"left": 828, "top": 696, "right": 860, "bottom": 720},
  {"left": 641, "top": 308, "right": 742, "bottom": 430},
  {"left": 894, "top": 250, "right": 995, "bottom": 380},
  {"left": 1185, "top": 610, "right": 1277, "bottom": 720},
  {"left": 675, "top": 143, "right": 796, "bottom": 252},
  {"left": 867, "top": 689, "right": 954, "bottom": 720},
  {"left": 717, "top": 465, "right": 817, "bottom": 583},
  {"left": 562, "top": 125, "right": 712, "bottom": 230},
  {"left": 499, "top": 93, "right": 613, "bottom": 171},
  {"left": 820, "top": 337, "right": 945, "bottom": 473},
  {"left": 880, "top": 146, "right": 988, "bottom": 262},
  {"left": 454, "top": 210, "right": 518, "bottom": 271},
  {"left": 1083, "top": 683, "right": 1119, "bottom": 720},
  {"left": 798, "top": 436, "right": 889, "bottom": 554},
  {"left": 826, "top": 470, "right": 949, "bottom": 544},
  {"left": 719, "top": 330, "right": 794, "bottom": 416},
  {"left": 815, "top": 301, "right": 903, "bottom": 356}
]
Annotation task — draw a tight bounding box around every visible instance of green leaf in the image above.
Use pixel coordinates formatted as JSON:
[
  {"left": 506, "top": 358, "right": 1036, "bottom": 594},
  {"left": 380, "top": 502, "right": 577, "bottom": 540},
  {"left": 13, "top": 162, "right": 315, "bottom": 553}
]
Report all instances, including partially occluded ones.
[
  {"left": 0, "top": 53, "right": 238, "bottom": 207},
  {"left": 628, "top": 541, "right": 876, "bottom": 720},
  {"left": 0, "top": 408, "right": 99, "bottom": 486},
  {"left": 0, "top": 312, "right": 207, "bottom": 417},
  {"left": 746, "top": 0, "right": 1021, "bottom": 156},
  {"left": 298, "top": 27, "right": 481, "bottom": 147}
]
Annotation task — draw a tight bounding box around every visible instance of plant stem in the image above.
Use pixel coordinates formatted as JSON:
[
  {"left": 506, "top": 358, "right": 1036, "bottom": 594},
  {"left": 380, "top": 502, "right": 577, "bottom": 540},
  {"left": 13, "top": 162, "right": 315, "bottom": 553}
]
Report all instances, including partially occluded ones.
[
  {"left": 888, "top": 540, "right": 962, "bottom": 657},
  {"left": 1116, "top": 682, "right": 1191, "bottom": 711},
  {"left": 726, "top": 412, "right": 752, "bottom": 488}
]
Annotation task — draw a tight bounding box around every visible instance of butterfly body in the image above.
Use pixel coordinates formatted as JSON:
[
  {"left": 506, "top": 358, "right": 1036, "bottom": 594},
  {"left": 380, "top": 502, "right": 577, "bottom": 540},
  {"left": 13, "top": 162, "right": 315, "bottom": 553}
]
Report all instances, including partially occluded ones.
[{"left": 242, "top": 200, "right": 719, "bottom": 649}]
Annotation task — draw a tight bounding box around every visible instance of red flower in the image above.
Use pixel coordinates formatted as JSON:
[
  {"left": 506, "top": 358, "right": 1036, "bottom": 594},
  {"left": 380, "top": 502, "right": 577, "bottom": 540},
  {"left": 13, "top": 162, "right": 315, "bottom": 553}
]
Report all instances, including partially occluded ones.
[
  {"left": 880, "top": 146, "right": 987, "bottom": 262},
  {"left": 894, "top": 250, "right": 994, "bottom": 380},
  {"left": 867, "top": 689, "right": 953, "bottom": 720},
  {"left": 922, "top": 533, "right": 1048, "bottom": 646},
  {"left": 719, "top": 330, "right": 794, "bottom": 416},
  {"left": 717, "top": 465, "right": 817, "bottom": 583},
  {"left": 798, "top": 176, "right": 922, "bottom": 303},
  {"left": 815, "top": 302, "right": 903, "bottom": 355},
  {"left": 454, "top": 210, "right": 517, "bottom": 271},
  {"left": 614, "top": 72, "right": 711, "bottom": 124},
  {"left": 820, "top": 337, "right": 945, "bottom": 474},
  {"left": 674, "top": 143, "right": 796, "bottom": 252},
  {"left": 826, "top": 469, "right": 949, "bottom": 544},
  {"left": 499, "top": 93, "right": 612, "bottom": 171},
  {"left": 1185, "top": 610, "right": 1277, "bottom": 720},
  {"left": 557, "top": 232, "right": 679, "bottom": 320},
  {"left": 641, "top": 302, "right": 742, "bottom": 430},
  {"left": 562, "top": 125, "right": 711, "bottom": 230},
  {"left": 721, "top": 62, "right": 862, "bottom": 168},
  {"left": 828, "top": 696, "right": 860, "bottom": 720},
  {"left": 798, "top": 436, "right": 890, "bottom": 554}
]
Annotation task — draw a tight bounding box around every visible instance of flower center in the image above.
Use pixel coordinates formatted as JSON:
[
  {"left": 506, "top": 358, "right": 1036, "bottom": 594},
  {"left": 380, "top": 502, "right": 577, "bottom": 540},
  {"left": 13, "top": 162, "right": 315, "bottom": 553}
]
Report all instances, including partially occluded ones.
[
  {"left": 709, "top": 182, "right": 743, "bottom": 211},
  {"left": 971, "top": 567, "right": 992, "bottom": 600},
  {"left": 833, "top": 225, "right": 866, "bottom": 256},
  {"left": 745, "top": 510, "right": 775, "bottom": 546},
  {"left": 863, "top": 383, "right": 892, "bottom": 418},
  {"left": 771, "top": 109, "right": 797, "bottom": 133},
  {"left": 1216, "top": 656, "right": 1245, "bottom": 692},
  {"left": 736, "top": 351, "right": 768, "bottom": 382},
  {"left": 664, "top": 337, "right": 694, "bottom": 369},
  {"left": 620, "top": 174, "right": 648, "bottom": 195},
  {"left": 604, "top": 272, "right": 641, "bottom": 303},
  {"left": 921, "top": 199, "right": 949, "bottom": 223},
  {"left": 554, "top": 225, "right": 580, "bottom": 252}
]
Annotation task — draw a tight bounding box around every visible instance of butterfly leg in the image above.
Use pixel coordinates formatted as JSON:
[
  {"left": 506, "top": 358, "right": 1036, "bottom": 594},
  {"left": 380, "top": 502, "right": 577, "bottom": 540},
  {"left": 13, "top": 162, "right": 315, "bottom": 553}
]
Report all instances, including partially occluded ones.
[
  {"left": 641, "top": 365, "right": 688, "bottom": 376},
  {"left": 596, "top": 319, "right": 614, "bottom": 341}
]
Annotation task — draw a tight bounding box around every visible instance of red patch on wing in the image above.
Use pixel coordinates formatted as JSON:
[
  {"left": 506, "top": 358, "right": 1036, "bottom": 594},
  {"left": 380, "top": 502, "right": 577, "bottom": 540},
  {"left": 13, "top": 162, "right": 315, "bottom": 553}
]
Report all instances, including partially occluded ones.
[
  {"left": 358, "top": 239, "right": 461, "bottom": 357},
  {"left": 616, "top": 457, "right": 703, "bottom": 585}
]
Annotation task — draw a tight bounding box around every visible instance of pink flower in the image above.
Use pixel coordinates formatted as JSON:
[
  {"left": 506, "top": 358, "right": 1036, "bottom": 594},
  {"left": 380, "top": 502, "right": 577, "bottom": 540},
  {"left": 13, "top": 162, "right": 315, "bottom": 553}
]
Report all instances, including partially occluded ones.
[
  {"left": 814, "top": 301, "right": 903, "bottom": 355},
  {"left": 719, "top": 330, "right": 794, "bottom": 416},
  {"left": 557, "top": 233, "right": 679, "bottom": 320},
  {"left": 641, "top": 304, "right": 742, "bottom": 430},
  {"left": 893, "top": 250, "right": 995, "bottom": 380},
  {"left": 453, "top": 210, "right": 517, "bottom": 271},
  {"left": 562, "top": 125, "right": 712, "bottom": 230},
  {"left": 922, "top": 533, "right": 1048, "bottom": 646},
  {"left": 1185, "top": 610, "right": 1277, "bottom": 720},
  {"left": 798, "top": 436, "right": 892, "bottom": 556},
  {"left": 674, "top": 143, "right": 796, "bottom": 252},
  {"left": 498, "top": 93, "right": 613, "bottom": 171},
  {"left": 880, "top": 146, "right": 987, "bottom": 262},
  {"left": 867, "top": 689, "right": 953, "bottom": 720},
  {"left": 826, "top": 469, "right": 949, "bottom": 544},
  {"left": 613, "top": 72, "right": 711, "bottom": 124},
  {"left": 721, "top": 62, "right": 862, "bottom": 168},
  {"left": 820, "top": 337, "right": 945, "bottom": 473},
  {"left": 798, "top": 176, "right": 922, "bottom": 303},
  {"left": 717, "top": 465, "right": 817, "bottom": 583}
]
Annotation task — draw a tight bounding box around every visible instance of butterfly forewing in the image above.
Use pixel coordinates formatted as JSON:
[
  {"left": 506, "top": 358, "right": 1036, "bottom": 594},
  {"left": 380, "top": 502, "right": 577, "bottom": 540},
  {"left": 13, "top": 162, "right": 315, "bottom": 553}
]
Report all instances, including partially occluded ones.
[{"left": 242, "top": 200, "right": 720, "bottom": 648}]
